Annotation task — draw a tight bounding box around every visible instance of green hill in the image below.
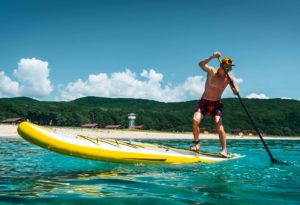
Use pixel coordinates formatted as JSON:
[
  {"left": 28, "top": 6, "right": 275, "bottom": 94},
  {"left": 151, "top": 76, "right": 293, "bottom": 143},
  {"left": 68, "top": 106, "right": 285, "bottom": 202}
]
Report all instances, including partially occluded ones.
[
  {"left": 0, "top": 96, "right": 300, "bottom": 136},
  {"left": 0, "top": 97, "right": 39, "bottom": 103}
]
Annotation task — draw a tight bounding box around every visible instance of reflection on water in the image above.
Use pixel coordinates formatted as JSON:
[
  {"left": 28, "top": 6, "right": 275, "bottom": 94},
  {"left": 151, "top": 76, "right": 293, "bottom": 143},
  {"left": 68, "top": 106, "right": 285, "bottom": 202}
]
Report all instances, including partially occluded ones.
[{"left": 0, "top": 138, "right": 300, "bottom": 204}]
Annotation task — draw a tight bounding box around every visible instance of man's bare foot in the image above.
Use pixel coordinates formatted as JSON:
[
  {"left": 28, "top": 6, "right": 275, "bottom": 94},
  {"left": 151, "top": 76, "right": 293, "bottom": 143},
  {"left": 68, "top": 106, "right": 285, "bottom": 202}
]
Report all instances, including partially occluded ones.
[
  {"left": 191, "top": 140, "right": 200, "bottom": 152},
  {"left": 219, "top": 150, "right": 228, "bottom": 157}
]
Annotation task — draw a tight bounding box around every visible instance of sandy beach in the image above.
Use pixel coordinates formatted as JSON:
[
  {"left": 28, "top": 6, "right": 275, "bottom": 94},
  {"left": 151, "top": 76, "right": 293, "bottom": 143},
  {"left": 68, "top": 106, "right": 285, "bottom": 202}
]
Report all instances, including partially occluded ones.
[{"left": 0, "top": 124, "right": 299, "bottom": 140}]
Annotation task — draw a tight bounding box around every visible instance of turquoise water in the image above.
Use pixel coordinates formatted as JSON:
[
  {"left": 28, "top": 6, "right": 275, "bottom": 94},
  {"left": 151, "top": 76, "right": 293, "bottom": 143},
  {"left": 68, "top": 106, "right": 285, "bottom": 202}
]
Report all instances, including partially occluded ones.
[{"left": 0, "top": 138, "right": 299, "bottom": 205}]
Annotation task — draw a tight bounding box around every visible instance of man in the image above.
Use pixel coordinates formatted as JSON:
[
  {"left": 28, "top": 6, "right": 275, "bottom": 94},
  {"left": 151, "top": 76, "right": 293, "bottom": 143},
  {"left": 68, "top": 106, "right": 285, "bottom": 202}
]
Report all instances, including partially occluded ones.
[{"left": 192, "top": 51, "right": 239, "bottom": 157}]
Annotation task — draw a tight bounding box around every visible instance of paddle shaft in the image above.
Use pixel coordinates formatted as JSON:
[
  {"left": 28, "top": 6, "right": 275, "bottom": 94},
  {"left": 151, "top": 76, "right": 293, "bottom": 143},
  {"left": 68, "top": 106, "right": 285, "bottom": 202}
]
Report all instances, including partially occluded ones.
[{"left": 218, "top": 57, "right": 277, "bottom": 163}]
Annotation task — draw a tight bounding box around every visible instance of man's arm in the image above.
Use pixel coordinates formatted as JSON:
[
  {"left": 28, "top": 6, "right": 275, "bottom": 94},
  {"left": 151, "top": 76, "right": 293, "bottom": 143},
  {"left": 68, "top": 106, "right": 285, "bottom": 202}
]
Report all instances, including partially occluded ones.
[
  {"left": 198, "top": 51, "right": 220, "bottom": 72},
  {"left": 228, "top": 75, "right": 239, "bottom": 95}
]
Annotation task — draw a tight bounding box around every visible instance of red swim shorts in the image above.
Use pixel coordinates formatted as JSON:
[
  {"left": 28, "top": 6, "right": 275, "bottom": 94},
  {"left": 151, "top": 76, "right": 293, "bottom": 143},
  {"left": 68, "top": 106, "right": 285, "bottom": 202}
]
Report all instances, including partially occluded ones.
[{"left": 195, "top": 98, "right": 223, "bottom": 117}]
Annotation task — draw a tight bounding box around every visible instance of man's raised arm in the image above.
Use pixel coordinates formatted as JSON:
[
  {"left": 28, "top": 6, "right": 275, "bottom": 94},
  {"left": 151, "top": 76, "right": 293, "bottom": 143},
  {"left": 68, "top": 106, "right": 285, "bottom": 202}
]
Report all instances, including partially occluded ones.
[{"left": 198, "top": 51, "right": 220, "bottom": 72}]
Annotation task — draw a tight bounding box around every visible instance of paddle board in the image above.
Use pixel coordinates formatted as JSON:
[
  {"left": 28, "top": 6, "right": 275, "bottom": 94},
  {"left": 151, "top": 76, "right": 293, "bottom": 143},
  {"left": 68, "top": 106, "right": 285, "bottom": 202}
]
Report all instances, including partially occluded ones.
[{"left": 17, "top": 122, "right": 243, "bottom": 164}]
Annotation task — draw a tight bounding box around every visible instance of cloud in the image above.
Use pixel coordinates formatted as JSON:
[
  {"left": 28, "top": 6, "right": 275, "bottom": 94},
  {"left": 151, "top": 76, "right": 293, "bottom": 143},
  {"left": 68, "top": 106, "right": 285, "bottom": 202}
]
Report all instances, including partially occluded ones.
[
  {"left": 0, "top": 58, "right": 53, "bottom": 98},
  {"left": 246, "top": 93, "right": 269, "bottom": 99},
  {"left": 235, "top": 77, "right": 243, "bottom": 84},
  {"left": 280, "top": 97, "right": 292, "bottom": 100},
  {"left": 1, "top": 59, "right": 245, "bottom": 102},
  {"left": 59, "top": 69, "right": 206, "bottom": 102},
  {"left": 0, "top": 72, "right": 20, "bottom": 97}
]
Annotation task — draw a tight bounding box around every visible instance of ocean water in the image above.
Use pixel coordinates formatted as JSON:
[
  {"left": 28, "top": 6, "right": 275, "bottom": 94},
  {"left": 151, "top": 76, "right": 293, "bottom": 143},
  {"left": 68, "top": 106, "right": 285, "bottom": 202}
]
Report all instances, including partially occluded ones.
[{"left": 0, "top": 138, "right": 299, "bottom": 205}]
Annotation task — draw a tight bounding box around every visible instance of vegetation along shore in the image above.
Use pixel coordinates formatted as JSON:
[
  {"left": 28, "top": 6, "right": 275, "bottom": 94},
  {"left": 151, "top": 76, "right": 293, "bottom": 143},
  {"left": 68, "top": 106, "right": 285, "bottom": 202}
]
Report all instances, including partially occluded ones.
[{"left": 1, "top": 96, "right": 300, "bottom": 137}]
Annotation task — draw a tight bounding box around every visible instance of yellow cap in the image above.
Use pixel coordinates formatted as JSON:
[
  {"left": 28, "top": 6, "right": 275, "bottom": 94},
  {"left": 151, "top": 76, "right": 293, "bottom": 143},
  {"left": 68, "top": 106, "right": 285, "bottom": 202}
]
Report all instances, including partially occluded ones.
[{"left": 222, "top": 57, "right": 235, "bottom": 66}]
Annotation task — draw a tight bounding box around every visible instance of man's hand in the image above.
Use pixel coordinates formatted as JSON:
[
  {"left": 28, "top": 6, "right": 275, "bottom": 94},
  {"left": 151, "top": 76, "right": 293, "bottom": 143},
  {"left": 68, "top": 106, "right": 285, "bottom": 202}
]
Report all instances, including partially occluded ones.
[{"left": 213, "top": 51, "right": 221, "bottom": 58}]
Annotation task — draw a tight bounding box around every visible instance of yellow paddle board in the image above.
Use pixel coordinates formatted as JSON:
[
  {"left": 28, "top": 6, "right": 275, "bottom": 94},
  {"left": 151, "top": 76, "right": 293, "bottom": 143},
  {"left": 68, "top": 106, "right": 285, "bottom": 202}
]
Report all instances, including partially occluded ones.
[{"left": 17, "top": 122, "right": 242, "bottom": 164}]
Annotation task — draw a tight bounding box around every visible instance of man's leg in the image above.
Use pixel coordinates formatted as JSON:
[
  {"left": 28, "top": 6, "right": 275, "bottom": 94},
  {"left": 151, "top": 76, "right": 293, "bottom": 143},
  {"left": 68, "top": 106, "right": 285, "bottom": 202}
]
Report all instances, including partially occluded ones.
[
  {"left": 192, "top": 112, "right": 202, "bottom": 151},
  {"left": 213, "top": 115, "right": 227, "bottom": 156}
]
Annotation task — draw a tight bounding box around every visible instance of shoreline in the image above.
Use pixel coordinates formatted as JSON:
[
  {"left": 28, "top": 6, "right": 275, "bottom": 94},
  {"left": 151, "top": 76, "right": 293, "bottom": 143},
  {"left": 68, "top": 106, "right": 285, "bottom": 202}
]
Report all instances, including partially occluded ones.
[{"left": 1, "top": 124, "right": 300, "bottom": 140}]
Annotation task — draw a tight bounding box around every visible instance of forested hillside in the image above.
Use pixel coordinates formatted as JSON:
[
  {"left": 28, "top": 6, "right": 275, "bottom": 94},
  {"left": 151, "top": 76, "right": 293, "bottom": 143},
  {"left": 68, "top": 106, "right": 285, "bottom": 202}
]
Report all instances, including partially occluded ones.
[{"left": 1, "top": 97, "right": 300, "bottom": 136}]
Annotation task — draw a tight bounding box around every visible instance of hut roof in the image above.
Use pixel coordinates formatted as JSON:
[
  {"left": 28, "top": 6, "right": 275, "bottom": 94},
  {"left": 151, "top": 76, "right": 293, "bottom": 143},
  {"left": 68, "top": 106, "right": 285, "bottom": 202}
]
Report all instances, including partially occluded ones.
[
  {"left": 81, "top": 123, "right": 99, "bottom": 128},
  {"left": 1, "top": 117, "right": 23, "bottom": 123},
  {"left": 105, "top": 125, "right": 122, "bottom": 129}
]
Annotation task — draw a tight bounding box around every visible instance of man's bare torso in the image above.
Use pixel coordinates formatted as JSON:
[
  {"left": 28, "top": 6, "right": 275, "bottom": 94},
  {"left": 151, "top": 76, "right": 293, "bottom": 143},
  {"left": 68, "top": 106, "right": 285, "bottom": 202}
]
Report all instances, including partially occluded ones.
[{"left": 202, "top": 69, "right": 229, "bottom": 101}]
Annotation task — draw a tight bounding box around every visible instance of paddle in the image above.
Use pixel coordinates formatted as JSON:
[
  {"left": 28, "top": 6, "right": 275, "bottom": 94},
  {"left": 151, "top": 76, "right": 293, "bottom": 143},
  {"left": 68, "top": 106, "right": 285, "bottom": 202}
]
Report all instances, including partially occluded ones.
[{"left": 217, "top": 57, "right": 279, "bottom": 163}]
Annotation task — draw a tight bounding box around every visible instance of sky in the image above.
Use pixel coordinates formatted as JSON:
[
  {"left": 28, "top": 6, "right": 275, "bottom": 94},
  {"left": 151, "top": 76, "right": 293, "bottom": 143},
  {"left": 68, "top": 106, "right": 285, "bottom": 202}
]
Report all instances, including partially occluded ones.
[{"left": 0, "top": 0, "right": 299, "bottom": 102}]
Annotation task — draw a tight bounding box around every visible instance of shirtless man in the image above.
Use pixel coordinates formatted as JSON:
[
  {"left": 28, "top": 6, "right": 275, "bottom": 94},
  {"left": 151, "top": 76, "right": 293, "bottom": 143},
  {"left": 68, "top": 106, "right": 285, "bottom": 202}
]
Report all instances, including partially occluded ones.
[{"left": 192, "top": 51, "right": 239, "bottom": 156}]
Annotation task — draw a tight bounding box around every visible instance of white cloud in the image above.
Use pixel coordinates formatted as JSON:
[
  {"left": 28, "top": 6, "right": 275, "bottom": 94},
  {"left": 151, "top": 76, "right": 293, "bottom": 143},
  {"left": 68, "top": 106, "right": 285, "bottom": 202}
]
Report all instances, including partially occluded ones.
[
  {"left": 281, "top": 97, "right": 292, "bottom": 100},
  {"left": 235, "top": 77, "right": 243, "bottom": 84},
  {"left": 0, "top": 58, "right": 53, "bottom": 98},
  {"left": 246, "top": 93, "right": 269, "bottom": 99},
  {"left": 59, "top": 69, "right": 206, "bottom": 102},
  {"left": 0, "top": 71, "right": 20, "bottom": 97},
  {"left": 1, "top": 59, "right": 246, "bottom": 102}
]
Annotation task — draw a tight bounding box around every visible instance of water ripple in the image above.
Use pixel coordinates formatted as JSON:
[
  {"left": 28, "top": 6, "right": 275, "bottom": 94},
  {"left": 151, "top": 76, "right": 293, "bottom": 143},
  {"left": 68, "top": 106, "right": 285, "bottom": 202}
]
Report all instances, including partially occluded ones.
[{"left": 0, "top": 138, "right": 299, "bottom": 204}]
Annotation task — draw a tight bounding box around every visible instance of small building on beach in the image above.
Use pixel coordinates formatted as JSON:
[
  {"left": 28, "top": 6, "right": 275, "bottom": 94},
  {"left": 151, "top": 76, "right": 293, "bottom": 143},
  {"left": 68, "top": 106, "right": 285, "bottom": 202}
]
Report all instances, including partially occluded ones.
[
  {"left": 105, "top": 125, "right": 122, "bottom": 129},
  {"left": 230, "top": 129, "right": 257, "bottom": 136},
  {"left": 243, "top": 130, "right": 257, "bottom": 136},
  {"left": 134, "top": 125, "right": 144, "bottom": 130},
  {"left": 209, "top": 128, "right": 218, "bottom": 134},
  {"left": 81, "top": 123, "right": 100, "bottom": 128},
  {"left": 230, "top": 129, "right": 244, "bottom": 136},
  {"left": 1, "top": 117, "right": 24, "bottom": 125},
  {"left": 200, "top": 127, "right": 209, "bottom": 134}
]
